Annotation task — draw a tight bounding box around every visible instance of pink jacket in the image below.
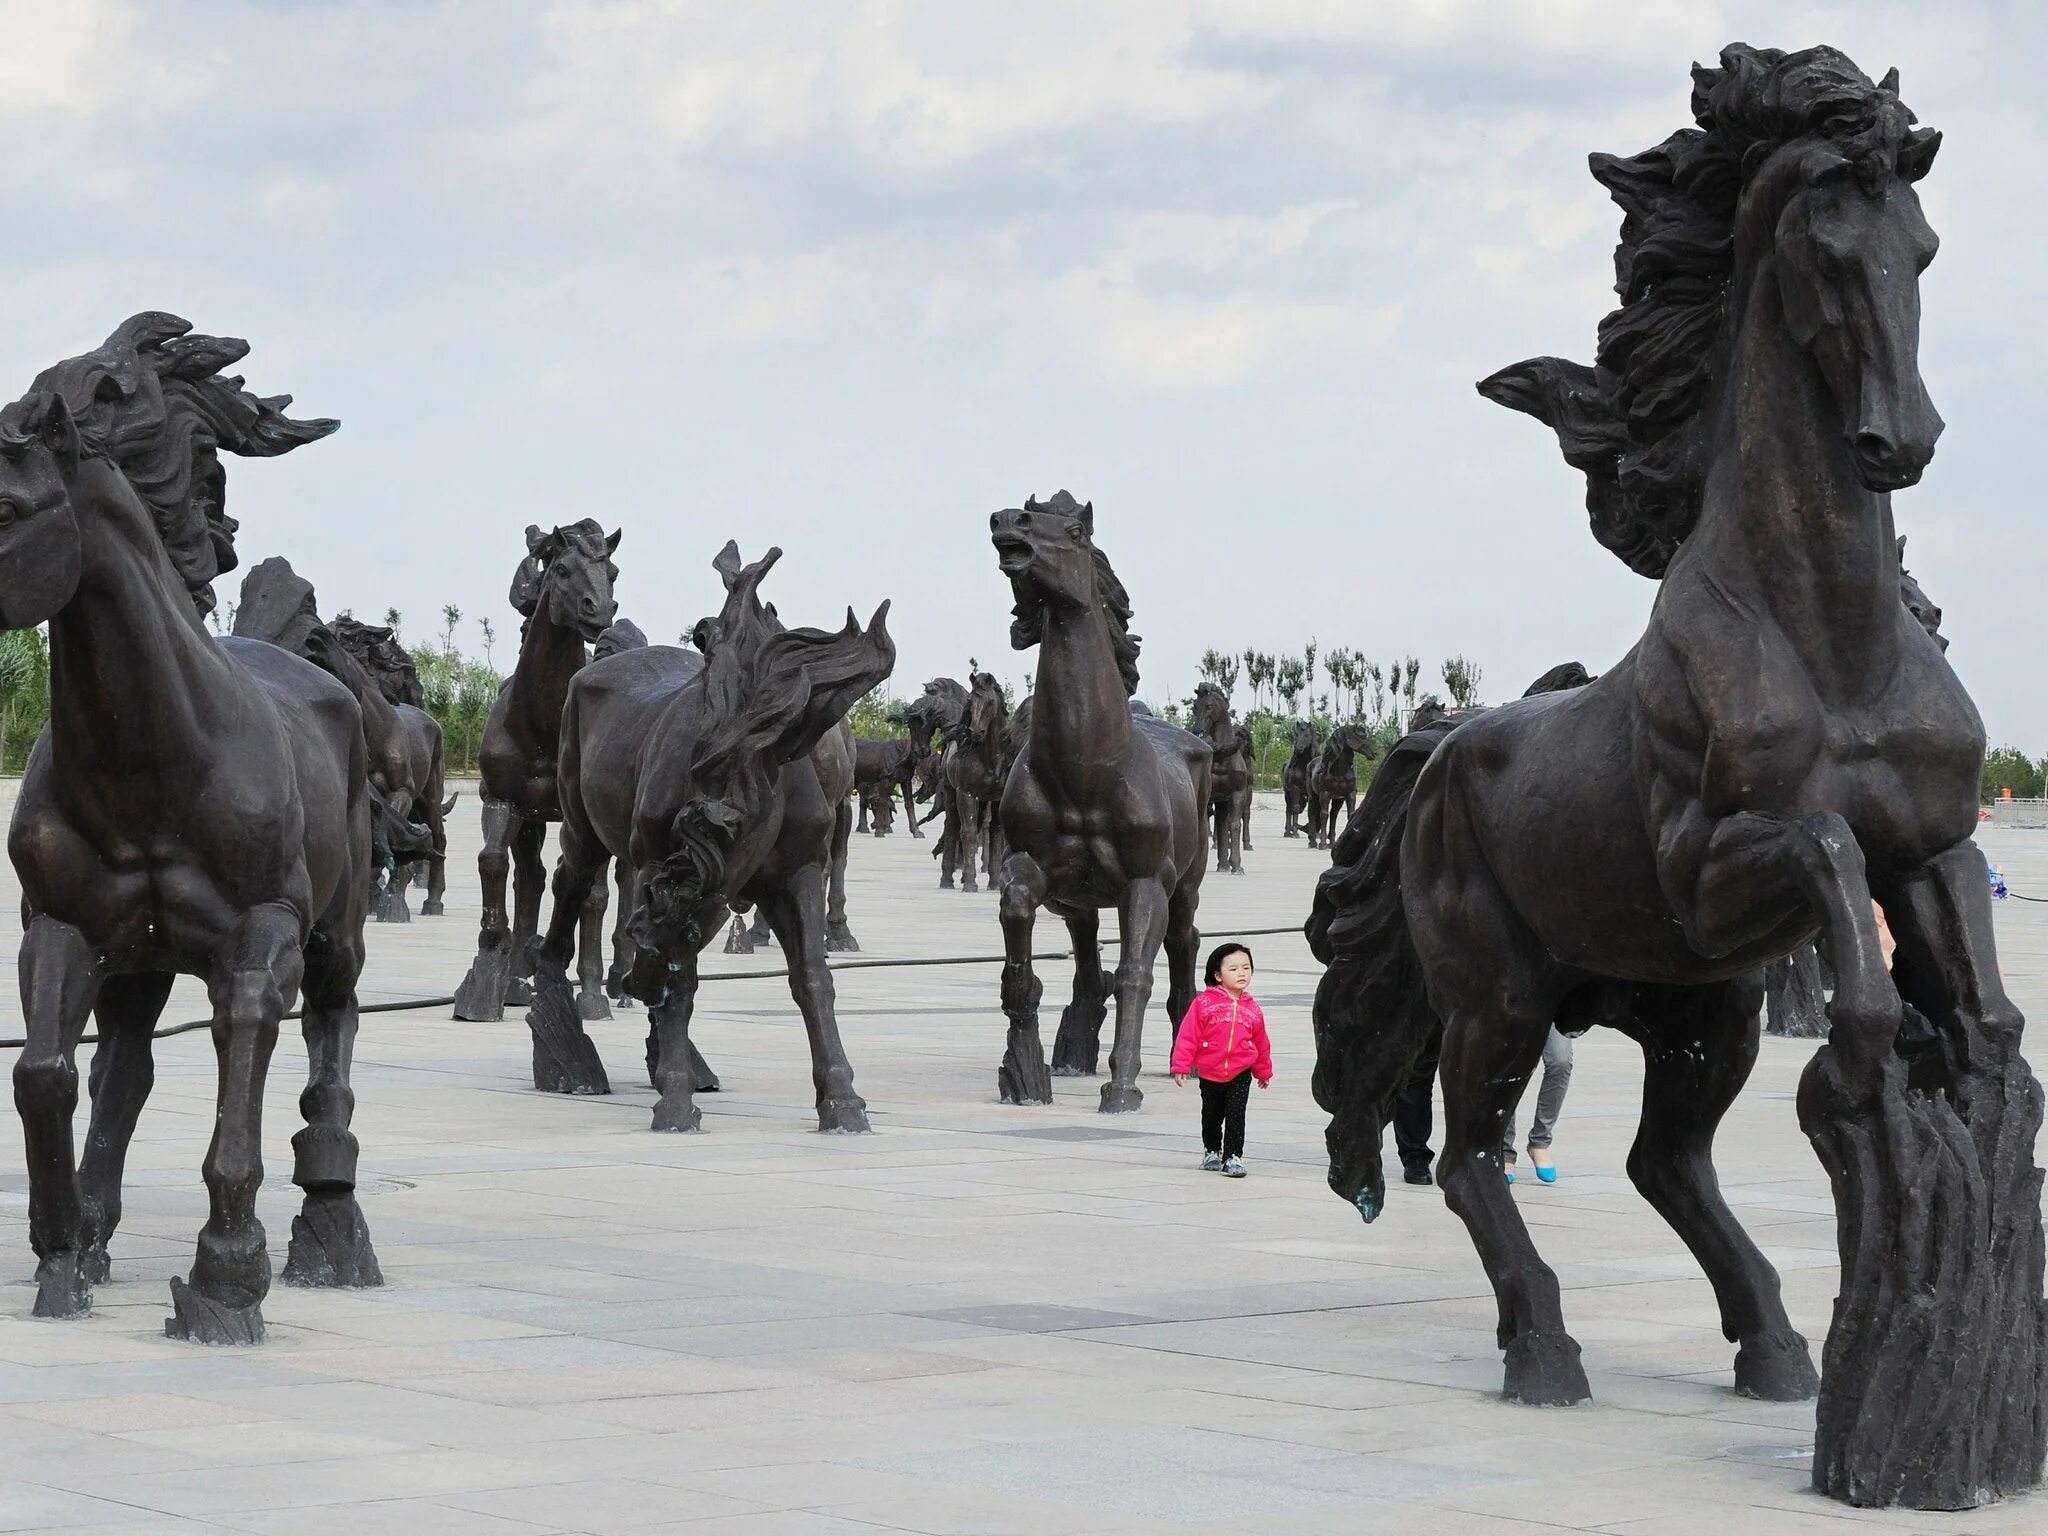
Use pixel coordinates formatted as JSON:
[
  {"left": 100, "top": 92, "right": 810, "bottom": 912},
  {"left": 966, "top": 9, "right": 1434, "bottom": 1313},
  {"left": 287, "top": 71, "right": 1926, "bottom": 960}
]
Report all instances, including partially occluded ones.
[{"left": 1170, "top": 986, "right": 1273, "bottom": 1084}]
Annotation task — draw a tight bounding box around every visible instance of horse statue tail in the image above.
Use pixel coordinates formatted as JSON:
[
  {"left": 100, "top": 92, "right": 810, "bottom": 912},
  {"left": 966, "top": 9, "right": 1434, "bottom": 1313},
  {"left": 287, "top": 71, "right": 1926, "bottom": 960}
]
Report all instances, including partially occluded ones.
[{"left": 1306, "top": 718, "right": 1459, "bottom": 1225}]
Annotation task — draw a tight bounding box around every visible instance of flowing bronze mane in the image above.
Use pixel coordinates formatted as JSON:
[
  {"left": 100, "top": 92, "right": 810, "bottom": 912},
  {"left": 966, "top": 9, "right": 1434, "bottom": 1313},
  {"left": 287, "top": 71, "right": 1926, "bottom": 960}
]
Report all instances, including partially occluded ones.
[
  {"left": 1006, "top": 492, "right": 1141, "bottom": 695},
  {"left": 1482, "top": 45, "right": 1937, "bottom": 576},
  {"left": 11, "top": 312, "right": 337, "bottom": 611}
]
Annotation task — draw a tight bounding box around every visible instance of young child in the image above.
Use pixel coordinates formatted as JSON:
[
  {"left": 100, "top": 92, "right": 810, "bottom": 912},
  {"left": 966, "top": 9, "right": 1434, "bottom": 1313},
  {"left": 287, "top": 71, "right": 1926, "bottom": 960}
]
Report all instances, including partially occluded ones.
[{"left": 1171, "top": 942, "right": 1273, "bottom": 1176}]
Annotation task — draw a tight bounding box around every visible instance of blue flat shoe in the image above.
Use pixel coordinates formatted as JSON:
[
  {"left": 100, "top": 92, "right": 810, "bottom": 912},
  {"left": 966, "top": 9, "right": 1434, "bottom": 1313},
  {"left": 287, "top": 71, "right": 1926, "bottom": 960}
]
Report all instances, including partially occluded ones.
[
  {"left": 1536, "top": 1163, "right": 1558, "bottom": 1184},
  {"left": 1505, "top": 1165, "right": 1516, "bottom": 1184}
]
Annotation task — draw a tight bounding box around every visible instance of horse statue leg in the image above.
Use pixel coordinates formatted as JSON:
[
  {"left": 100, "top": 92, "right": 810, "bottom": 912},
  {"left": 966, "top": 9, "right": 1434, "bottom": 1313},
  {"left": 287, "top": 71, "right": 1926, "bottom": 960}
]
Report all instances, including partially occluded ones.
[
  {"left": 903, "top": 768, "right": 924, "bottom": 839},
  {"left": 1102, "top": 877, "right": 1170, "bottom": 1113},
  {"left": 757, "top": 864, "right": 870, "bottom": 1131},
  {"left": 454, "top": 798, "right": 517, "bottom": 1019},
  {"left": 503, "top": 812, "right": 548, "bottom": 1007},
  {"left": 825, "top": 796, "right": 860, "bottom": 952},
  {"left": 1814, "top": 840, "right": 2048, "bottom": 1506},
  {"left": 957, "top": 789, "right": 981, "bottom": 894},
  {"left": 608, "top": 858, "right": 637, "bottom": 1004},
  {"left": 15, "top": 917, "right": 105, "bottom": 1318},
  {"left": 996, "top": 852, "right": 1053, "bottom": 1104},
  {"left": 1621, "top": 980, "right": 1817, "bottom": 1401},
  {"left": 1050, "top": 910, "right": 1107, "bottom": 1076},
  {"left": 575, "top": 854, "right": 612, "bottom": 1021},
  {"left": 282, "top": 911, "right": 383, "bottom": 1292},
  {"left": 76, "top": 973, "right": 171, "bottom": 1285},
  {"left": 524, "top": 825, "right": 612, "bottom": 1097},
  {"left": 168, "top": 905, "right": 304, "bottom": 1345},
  {"left": 420, "top": 788, "right": 451, "bottom": 917},
  {"left": 1164, "top": 882, "right": 1200, "bottom": 1032}
]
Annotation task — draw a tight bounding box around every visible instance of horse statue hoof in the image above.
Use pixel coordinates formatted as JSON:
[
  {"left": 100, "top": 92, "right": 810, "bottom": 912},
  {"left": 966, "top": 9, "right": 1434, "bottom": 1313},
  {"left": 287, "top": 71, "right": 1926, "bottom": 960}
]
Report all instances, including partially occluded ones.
[
  {"left": 723, "top": 916, "right": 754, "bottom": 955},
  {"left": 528, "top": 983, "right": 611, "bottom": 1095},
  {"left": 165, "top": 1278, "right": 266, "bottom": 1345},
  {"left": 824, "top": 923, "right": 860, "bottom": 954},
  {"left": 282, "top": 1192, "right": 384, "bottom": 1289},
  {"left": 817, "top": 1094, "right": 871, "bottom": 1133},
  {"left": 420, "top": 899, "right": 445, "bottom": 916},
  {"left": 452, "top": 941, "right": 513, "bottom": 1021},
  {"left": 1098, "top": 1081, "right": 1144, "bottom": 1114},
  {"left": 1734, "top": 1329, "right": 1819, "bottom": 1402},
  {"left": 1501, "top": 1331, "right": 1590, "bottom": 1406},
  {"left": 650, "top": 1094, "right": 703, "bottom": 1133},
  {"left": 31, "top": 1251, "right": 92, "bottom": 1319},
  {"left": 577, "top": 990, "right": 612, "bottom": 1022}
]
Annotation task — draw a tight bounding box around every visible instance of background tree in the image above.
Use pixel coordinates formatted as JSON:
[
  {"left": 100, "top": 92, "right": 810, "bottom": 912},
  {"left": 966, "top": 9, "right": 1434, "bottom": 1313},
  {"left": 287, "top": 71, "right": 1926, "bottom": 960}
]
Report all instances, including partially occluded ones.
[
  {"left": 1443, "top": 654, "right": 1484, "bottom": 710},
  {"left": 0, "top": 628, "right": 51, "bottom": 773},
  {"left": 1276, "top": 655, "right": 1306, "bottom": 715},
  {"left": 1198, "top": 646, "right": 1240, "bottom": 700},
  {"left": 384, "top": 606, "right": 402, "bottom": 639},
  {"left": 1303, "top": 639, "right": 1317, "bottom": 711},
  {"left": 1982, "top": 746, "right": 2046, "bottom": 801}
]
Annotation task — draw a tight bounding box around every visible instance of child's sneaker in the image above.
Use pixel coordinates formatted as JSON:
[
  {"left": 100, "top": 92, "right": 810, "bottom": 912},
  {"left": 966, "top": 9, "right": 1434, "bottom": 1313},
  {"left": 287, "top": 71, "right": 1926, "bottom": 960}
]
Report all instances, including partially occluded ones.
[
  {"left": 1200, "top": 1151, "right": 1223, "bottom": 1172},
  {"left": 1222, "top": 1156, "right": 1247, "bottom": 1178}
]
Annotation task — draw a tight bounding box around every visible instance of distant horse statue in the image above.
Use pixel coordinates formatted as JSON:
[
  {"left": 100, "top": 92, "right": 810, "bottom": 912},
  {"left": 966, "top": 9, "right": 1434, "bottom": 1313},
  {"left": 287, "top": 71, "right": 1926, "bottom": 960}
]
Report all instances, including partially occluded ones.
[
  {"left": 331, "top": 617, "right": 455, "bottom": 920},
  {"left": 902, "top": 677, "right": 971, "bottom": 886},
  {"left": 1235, "top": 722, "right": 1256, "bottom": 851},
  {"left": 1310, "top": 47, "right": 2043, "bottom": 1509},
  {"left": 938, "top": 672, "right": 1010, "bottom": 894},
  {"left": 1282, "top": 721, "right": 1318, "bottom": 837},
  {"left": 525, "top": 543, "right": 892, "bottom": 1127},
  {"left": 1305, "top": 723, "right": 1377, "bottom": 849},
  {"left": 452, "top": 522, "right": 621, "bottom": 1022},
  {"left": 991, "top": 492, "right": 1210, "bottom": 1108},
  {"left": 854, "top": 726, "right": 927, "bottom": 836},
  {"left": 1192, "top": 683, "right": 1250, "bottom": 874},
  {"left": 3, "top": 313, "right": 378, "bottom": 1344},
  {"left": 232, "top": 563, "right": 450, "bottom": 921}
]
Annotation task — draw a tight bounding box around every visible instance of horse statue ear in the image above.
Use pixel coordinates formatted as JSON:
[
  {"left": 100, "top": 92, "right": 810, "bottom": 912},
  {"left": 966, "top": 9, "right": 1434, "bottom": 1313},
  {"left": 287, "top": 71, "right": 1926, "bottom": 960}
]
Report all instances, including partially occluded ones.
[
  {"left": 1897, "top": 535, "right": 1908, "bottom": 558},
  {"left": 1879, "top": 66, "right": 1900, "bottom": 94},
  {"left": 39, "top": 393, "right": 80, "bottom": 479},
  {"left": 1898, "top": 127, "right": 1941, "bottom": 183},
  {"left": 604, "top": 527, "right": 623, "bottom": 556},
  {"left": 1079, "top": 500, "right": 1094, "bottom": 535}
]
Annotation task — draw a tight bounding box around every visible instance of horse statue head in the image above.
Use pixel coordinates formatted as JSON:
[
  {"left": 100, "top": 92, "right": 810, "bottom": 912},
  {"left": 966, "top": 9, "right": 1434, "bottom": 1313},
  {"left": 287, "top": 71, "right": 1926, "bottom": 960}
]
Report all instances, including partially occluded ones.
[
  {"left": 628, "top": 542, "right": 893, "bottom": 970},
  {"left": 991, "top": 490, "right": 1141, "bottom": 695},
  {"left": 1480, "top": 46, "right": 1942, "bottom": 574},
  {"left": 510, "top": 519, "right": 622, "bottom": 643},
  {"left": 0, "top": 314, "right": 334, "bottom": 629},
  {"left": 950, "top": 671, "right": 1007, "bottom": 754},
  {"left": 1325, "top": 722, "right": 1378, "bottom": 766},
  {"left": 1292, "top": 719, "right": 1318, "bottom": 755}
]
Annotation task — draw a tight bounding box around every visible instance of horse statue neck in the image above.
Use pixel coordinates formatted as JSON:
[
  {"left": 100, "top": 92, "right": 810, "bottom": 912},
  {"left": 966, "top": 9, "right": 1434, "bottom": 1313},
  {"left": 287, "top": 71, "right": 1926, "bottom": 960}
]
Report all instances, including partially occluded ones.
[
  {"left": 1029, "top": 595, "right": 1132, "bottom": 774},
  {"left": 505, "top": 578, "right": 588, "bottom": 743},
  {"left": 1692, "top": 251, "right": 1900, "bottom": 692},
  {"left": 47, "top": 457, "right": 235, "bottom": 787}
]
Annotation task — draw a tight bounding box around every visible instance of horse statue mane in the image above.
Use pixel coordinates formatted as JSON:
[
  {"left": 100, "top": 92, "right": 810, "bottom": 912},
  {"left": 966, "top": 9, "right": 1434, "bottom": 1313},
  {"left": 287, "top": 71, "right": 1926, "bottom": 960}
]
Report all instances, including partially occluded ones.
[
  {"left": 17, "top": 312, "right": 338, "bottom": 613},
  {"left": 1479, "top": 45, "right": 1937, "bottom": 577},
  {"left": 1007, "top": 490, "right": 1142, "bottom": 695}
]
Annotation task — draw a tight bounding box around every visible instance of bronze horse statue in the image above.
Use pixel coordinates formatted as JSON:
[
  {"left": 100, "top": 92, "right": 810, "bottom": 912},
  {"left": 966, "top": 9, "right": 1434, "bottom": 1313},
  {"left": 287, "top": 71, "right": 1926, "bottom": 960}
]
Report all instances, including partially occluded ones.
[
  {"left": 1282, "top": 720, "right": 1318, "bottom": 837},
  {"left": 3, "top": 313, "right": 378, "bottom": 1343},
  {"left": 525, "top": 542, "right": 892, "bottom": 1126},
  {"left": 1235, "top": 722, "right": 1256, "bottom": 852},
  {"left": 1310, "top": 47, "right": 2043, "bottom": 1508},
  {"left": 1305, "top": 722, "right": 1376, "bottom": 850},
  {"left": 453, "top": 522, "right": 621, "bottom": 1022},
  {"left": 991, "top": 492, "right": 1210, "bottom": 1109},
  {"left": 853, "top": 726, "right": 927, "bottom": 837},
  {"left": 1191, "top": 682, "right": 1250, "bottom": 874},
  {"left": 938, "top": 672, "right": 1010, "bottom": 894},
  {"left": 331, "top": 617, "right": 455, "bottom": 921},
  {"left": 900, "top": 677, "right": 971, "bottom": 885}
]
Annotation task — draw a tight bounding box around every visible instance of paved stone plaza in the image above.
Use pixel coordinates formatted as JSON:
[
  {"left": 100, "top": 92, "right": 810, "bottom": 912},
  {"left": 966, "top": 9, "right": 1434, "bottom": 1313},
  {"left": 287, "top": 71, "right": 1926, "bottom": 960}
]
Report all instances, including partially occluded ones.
[{"left": 1, "top": 788, "right": 2044, "bottom": 1535}]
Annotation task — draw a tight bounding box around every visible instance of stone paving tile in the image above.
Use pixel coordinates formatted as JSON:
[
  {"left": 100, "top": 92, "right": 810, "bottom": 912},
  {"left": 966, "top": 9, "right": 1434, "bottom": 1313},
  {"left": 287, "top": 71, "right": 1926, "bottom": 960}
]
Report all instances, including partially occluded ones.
[{"left": 0, "top": 793, "right": 2042, "bottom": 1533}]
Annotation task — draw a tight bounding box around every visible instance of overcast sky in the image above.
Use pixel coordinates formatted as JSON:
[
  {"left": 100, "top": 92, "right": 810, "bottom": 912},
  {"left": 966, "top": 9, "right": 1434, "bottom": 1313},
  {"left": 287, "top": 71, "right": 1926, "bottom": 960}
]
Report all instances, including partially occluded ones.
[{"left": 5, "top": 2, "right": 2042, "bottom": 744}]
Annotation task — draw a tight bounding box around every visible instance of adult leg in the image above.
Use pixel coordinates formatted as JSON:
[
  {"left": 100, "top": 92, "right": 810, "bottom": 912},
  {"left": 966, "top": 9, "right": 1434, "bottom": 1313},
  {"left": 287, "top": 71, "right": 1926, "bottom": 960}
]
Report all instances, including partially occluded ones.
[
  {"left": 14, "top": 917, "right": 103, "bottom": 1317},
  {"left": 78, "top": 972, "right": 173, "bottom": 1284},
  {"left": 758, "top": 863, "right": 870, "bottom": 1131},
  {"left": 1525, "top": 1028, "right": 1574, "bottom": 1152},
  {"left": 454, "top": 797, "right": 516, "bottom": 1019},
  {"left": 283, "top": 907, "right": 382, "bottom": 1290},
  {"left": 825, "top": 798, "right": 860, "bottom": 952},
  {"left": 1392, "top": 1022, "right": 1441, "bottom": 1178},
  {"left": 1102, "top": 876, "right": 1169, "bottom": 1113},
  {"left": 576, "top": 854, "right": 612, "bottom": 1021},
  {"left": 1050, "top": 910, "right": 1107, "bottom": 1076},
  {"left": 504, "top": 811, "right": 548, "bottom": 1006},
  {"left": 169, "top": 904, "right": 299, "bottom": 1345},
  {"left": 1437, "top": 1005, "right": 1588, "bottom": 1404},
  {"left": 1620, "top": 980, "right": 1815, "bottom": 1401},
  {"left": 996, "top": 852, "right": 1052, "bottom": 1104}
]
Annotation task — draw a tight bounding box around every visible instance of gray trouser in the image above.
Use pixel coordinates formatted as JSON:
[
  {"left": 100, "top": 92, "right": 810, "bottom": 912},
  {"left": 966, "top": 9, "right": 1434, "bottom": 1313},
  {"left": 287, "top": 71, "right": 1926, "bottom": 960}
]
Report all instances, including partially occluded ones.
[{"left": 1504, "top": 1027, "right": 1573, "bottom": 1156}]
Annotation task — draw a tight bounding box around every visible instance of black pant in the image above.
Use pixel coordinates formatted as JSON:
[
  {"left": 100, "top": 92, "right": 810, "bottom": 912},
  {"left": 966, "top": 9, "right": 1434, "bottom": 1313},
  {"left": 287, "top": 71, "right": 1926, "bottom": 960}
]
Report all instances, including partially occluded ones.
[
  {"left": 1200, "top": 1070, "right": 1254, "bottom": 1157},
  {"left": 1393, "top": 1022, "right": 1443, "bottom": 1174}
]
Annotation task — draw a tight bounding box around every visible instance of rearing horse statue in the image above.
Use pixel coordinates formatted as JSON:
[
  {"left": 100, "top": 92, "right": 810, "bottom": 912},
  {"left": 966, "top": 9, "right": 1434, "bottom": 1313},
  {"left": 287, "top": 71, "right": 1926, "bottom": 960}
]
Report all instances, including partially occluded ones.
[
  {"left": 1310, "top": 47, "right": 2044, "bottom": 1508},
  {"left": 453, "top": 521, "right": 622, "bottom": 1021},
  {"left": 1191, "top": 682, "right": 1249, "bottom": 874},
  {"left": 991, "top": 492, "right": 1209, "bottom": 1110},
  {"left": 3, "top": 314, "right": 377, "bottom": 1344}
]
